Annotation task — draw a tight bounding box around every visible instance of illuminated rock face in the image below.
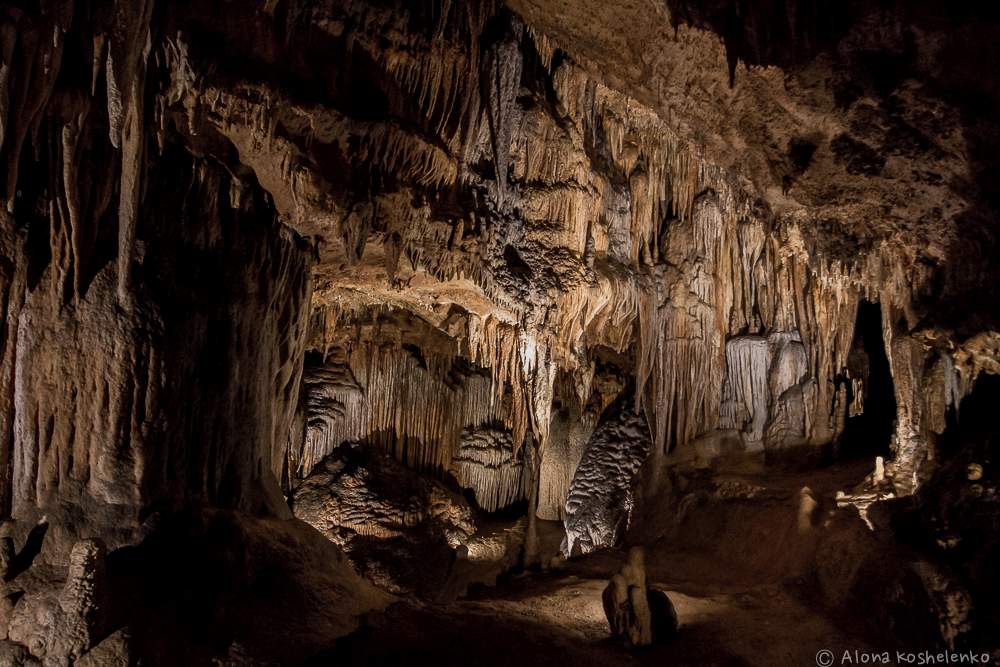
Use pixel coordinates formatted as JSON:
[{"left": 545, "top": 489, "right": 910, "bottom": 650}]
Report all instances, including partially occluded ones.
[
  {"left": 563, "top": 404, "right": 650, "bottom": 557},
  {"left": 0, "top": 0, "right": 998, "bottom": 662},
  {"left": 292, "top": 442, "right": 476, "bottom": 596},
  {"left": 719, "top": 332, "right": 812, "bottom": 454},
  {"left": 451, "top": 427, "right": 528, "bottom": 514}
]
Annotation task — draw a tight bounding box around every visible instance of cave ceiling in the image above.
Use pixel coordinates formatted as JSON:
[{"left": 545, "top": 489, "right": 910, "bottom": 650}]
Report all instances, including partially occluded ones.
[{"left": 145, "top": 0, "right": 998, "bottom": 344}]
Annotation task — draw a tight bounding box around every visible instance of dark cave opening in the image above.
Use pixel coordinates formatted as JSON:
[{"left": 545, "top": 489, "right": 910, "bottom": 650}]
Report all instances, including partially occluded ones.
[
  {"left": 839, "top": 300, "right": 896, "bottom": 460},
  {"left": 938, "top": 371, "right": 1000, "bottom": 461},
  {"left": 899, "top": 372, "right": 1000, "bottom": 642},
  {"left": 503, "top": 244, "right": 533, "bottom": 279},
  {"left": 462, "top": 487, "right": 529, "bottom": 521}
]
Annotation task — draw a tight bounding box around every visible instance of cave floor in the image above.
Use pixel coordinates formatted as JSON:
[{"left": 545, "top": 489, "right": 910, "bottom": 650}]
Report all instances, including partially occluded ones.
[
  {"left": 326, "top": 461, "right": 881, "bottom": 667},
  {"left": 326, "top": 552, "right": 874, "bottom": 667}
]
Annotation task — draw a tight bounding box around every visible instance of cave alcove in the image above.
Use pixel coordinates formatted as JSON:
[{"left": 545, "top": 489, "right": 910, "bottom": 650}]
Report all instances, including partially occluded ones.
[
  {"left": 839, "top": 299, "right": 896, "bottom": 461},
  {"left": 936, "top": 371, "right": 1000, "bottom": 468}
]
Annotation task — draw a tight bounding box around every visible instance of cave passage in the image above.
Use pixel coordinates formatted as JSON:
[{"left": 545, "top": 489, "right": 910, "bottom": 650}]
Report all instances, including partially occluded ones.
[
  {"left": 2, "top": 0, "right": 1000, "bottom": 663},
  {"left": 840, "top": 299, "right": 896, "bottom": 460}
]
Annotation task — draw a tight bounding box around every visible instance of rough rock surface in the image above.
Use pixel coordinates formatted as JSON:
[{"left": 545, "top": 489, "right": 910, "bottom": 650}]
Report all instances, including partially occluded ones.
[
  {"left": 563, "top": 403, "right": 651, "bottom": 556},
  {"left": 450, "top": 427, "right": 528, "bottom": 513},
  {"left": 292, "top": 442, "right": 475, "bottom": 595},
  {"left": 7, "top": 539, "right": 109, "bottom": 663},
  {"left": 719, "top": 332, "right": 813, "bottom": 455},
  {"left": 602, "top": 546, "right": 677, "bottom": 646},
  {"left": 76, "top": 629, "right": 132, "bottom": 667},
  {"left": 0, "top": 0, "right": 998, "bottom": 660}
]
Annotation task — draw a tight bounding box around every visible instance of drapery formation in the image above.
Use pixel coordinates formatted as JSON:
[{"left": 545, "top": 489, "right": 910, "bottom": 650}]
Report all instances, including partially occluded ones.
[{"left": 1, "top": 0, "right": 996, "bottom": 548}]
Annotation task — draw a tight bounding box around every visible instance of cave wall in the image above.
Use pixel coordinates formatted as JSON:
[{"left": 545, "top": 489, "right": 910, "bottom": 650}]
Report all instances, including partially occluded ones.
[
  {"left": 1, "top": 145, "right": 311, "bottom": 555},
  {"left": 261, "top": 0, "right": 861, "bottom": 482},
  {"left": 228, "top": 0, "right": 1000, "bottom": 521},
  {"left": 0, "top": 1, "right": 314, "bottom": 558},
  {"left": 0, "top": 0, "right": 997, "bottom": 582}
]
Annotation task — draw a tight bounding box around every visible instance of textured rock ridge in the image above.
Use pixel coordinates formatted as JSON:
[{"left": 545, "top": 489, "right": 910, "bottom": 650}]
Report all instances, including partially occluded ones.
[{"left": 563, "top": 402, "right": 650, "bottom": 556}]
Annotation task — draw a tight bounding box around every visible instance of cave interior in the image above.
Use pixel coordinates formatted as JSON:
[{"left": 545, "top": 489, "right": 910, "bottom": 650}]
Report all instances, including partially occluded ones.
[{"left": 0, "top": 0, "right": 999, "bottom": 664}]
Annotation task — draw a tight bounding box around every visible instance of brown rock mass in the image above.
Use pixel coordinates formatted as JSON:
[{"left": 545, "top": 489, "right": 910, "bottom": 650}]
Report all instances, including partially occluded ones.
[{"left": 0, "top": 0, "right": 997, "bottom": 663}]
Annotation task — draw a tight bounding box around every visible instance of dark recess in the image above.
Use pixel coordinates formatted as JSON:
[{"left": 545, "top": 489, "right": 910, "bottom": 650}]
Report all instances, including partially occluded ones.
[
  {"left": 503, "top": 245, "right": 533, "bottom": 279},
  {"left": 840, "top": 300, "right": 896, "bottom": 460}
]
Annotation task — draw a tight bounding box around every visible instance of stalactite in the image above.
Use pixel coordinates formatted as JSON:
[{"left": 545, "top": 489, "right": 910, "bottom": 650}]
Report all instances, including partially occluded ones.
[
  {"left": 719, "top": 337, "right": 771, "bottom": 443},
  {"left": 0, "top": 21, "right": 17, "bottom": 155},
  {"left": 450, "top": 427, "right": 527, "bottom": 512},
  {"left": 151, "top": 4, "right": 879, "bottom": 483},
  {"left": 484, "top": 25, "right": 523, "bottom": 207},
  {"left": 3, "top": 11, "right": 67, "bottom": 213},
  {"left": 127, "top": 0, "right": 995, "bottom": 512},
  {"left": 1, "top": 139, "right": 311, "bottom": 553},
  {"left": 298, "top": 340, "right": 504, "bottom": 479},
  {"left": 107, "top": 0, "right": 155, "bottom": 301}
]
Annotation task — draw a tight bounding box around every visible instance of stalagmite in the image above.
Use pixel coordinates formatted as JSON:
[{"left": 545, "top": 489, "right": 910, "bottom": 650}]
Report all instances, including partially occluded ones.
[
  {"left": 1, "top": 0, "right": 998, "bottom": 661},
  {"left": 485, "top": 29, "right": 523, "bottom": 206},
  {"left": 602, "top": 546, "right": 678, "bottom": 647}
]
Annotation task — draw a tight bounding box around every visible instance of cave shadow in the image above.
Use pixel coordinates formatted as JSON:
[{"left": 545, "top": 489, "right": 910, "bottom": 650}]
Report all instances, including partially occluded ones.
[
  {"left": 314, "top": 589, "right": 753, "bottom": 667},
  {"left": 937, "top": 372, "right": 1000, "bottom": 461},
  {"left": 929, "top": 5, "right": 1000, "bottom": 337},
  {"left": 4, "top": 520, "right": 48, "bottom": 582},
  {"left": 886, "top": 372, "right": 1000, "bottom": 651},
  {"left": 838, "top": 300, "right": 895, "bottom": 461}
]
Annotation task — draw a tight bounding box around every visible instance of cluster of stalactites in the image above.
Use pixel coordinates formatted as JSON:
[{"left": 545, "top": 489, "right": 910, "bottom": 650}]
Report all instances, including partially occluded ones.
[
  {"left": 311, "top": 3, "right": 726, "bottom": 293},
  {"left": 0, "top": 0, "right": 156, "bottom": 304},
  {"left": 140, "top": 0, "right": 963, "bottom": 493},
  {"left": 297, "top": 343, "right": 502, "bottom": 479},
  {"left": 465, "top": 312, "right": 556, "bottom": 453},
  {"left": 313, "top": 2, "right": 990, "bottom": 506},
  {"left": 626, "top": 187, "right": 871, "bottom": 455},
  {"left": 719, "top": 332, "right": 815, "bottom": 451},
  {"left": 450, "top": 426, "right": 528, "bottom": 512},
  {"left": 146, "top": 0, "right": 888, "bottom": 473},
  {"left": 881, "top": 326, "right": 989, "bottom": 495},
  {"left": 295, "top": 318, "right": 546, "bottom": 513}
]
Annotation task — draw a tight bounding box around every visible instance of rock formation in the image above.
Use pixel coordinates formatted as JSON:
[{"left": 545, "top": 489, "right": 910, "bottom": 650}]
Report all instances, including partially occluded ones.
[
  {"left": 292, "top": 441, "right": 476, "bottom": 595},
  {"left": 0, "top": 0, "right": 997, "bottom": 662},
  {"left": 563, "top": 401, "right": 650, "bottom": 556},
  {"left": 602, "top": 546, "right": 678, "bottom": 647},
  {"left": 7, "top": 539, "right": 108, "bottom": 663}
]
